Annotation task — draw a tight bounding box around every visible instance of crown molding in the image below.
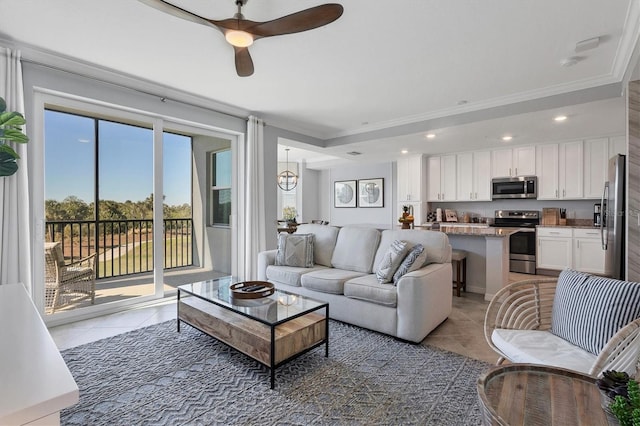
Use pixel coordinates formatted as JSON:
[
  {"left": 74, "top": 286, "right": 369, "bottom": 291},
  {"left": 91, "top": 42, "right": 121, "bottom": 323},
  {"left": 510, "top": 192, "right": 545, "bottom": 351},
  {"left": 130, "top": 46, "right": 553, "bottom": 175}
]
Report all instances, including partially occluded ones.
[
  {"left": 1, "top": 37, "right": 250, "bottom": 121},
  {"left": 613, "top": 0, "right": 640, "bottom": 80}
]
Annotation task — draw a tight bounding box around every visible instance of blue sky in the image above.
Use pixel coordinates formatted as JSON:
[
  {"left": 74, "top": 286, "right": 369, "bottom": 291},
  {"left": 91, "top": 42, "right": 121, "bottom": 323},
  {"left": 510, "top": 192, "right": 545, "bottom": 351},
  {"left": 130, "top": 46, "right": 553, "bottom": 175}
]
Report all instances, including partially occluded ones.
[{"left": 44, "top": 110, "right": 191, "bottom": 206}]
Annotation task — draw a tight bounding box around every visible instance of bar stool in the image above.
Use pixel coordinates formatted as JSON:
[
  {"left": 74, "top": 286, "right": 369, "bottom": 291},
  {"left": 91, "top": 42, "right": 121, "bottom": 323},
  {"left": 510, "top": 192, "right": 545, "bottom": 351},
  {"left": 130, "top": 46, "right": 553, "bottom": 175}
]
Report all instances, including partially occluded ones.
[{"left": 451, "top": 249, "right": 467, "bottom": 297}]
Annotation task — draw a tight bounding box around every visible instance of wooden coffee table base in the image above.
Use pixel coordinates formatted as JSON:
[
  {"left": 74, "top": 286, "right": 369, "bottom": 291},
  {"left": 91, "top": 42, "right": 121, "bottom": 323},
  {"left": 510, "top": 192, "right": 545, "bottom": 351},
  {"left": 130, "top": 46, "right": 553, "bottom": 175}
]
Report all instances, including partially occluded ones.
[{"left": 178, "top": 295, "right": 328, "bottom": 389}]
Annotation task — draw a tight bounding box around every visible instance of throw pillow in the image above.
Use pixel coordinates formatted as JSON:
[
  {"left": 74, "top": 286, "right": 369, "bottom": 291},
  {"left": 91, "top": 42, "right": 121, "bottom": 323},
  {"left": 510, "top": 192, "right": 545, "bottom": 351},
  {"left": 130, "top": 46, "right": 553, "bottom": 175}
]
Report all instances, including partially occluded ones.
[
  {"left": 392, "top": 243, "right": 427, "bottom": 284},
  {"left": 275, "top": 233, "right": 315, "bottom": 268},
  {"left": 551, "top": 269, "right": 640, "bottom": 355},
  {"left": 375, "top": 240, "right": 409, "bottom": 284}
]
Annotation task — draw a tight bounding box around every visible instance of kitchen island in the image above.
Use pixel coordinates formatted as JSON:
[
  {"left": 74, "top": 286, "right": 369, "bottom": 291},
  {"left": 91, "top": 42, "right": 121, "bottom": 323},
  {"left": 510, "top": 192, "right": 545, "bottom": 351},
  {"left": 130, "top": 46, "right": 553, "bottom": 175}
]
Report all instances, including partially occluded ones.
[{"left": 415, "top": 224, "right": 518, "bottom": 300}]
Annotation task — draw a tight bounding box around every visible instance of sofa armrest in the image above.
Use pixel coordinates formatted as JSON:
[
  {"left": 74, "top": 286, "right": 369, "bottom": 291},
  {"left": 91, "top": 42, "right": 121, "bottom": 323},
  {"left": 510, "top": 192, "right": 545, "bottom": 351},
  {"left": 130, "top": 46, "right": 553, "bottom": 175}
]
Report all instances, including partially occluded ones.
[
  {"left": 257, "top": 249, "right": 277, "bottom": 281},
  {"left": 395, "top": 262, "right": 453, "bottom": 342}
]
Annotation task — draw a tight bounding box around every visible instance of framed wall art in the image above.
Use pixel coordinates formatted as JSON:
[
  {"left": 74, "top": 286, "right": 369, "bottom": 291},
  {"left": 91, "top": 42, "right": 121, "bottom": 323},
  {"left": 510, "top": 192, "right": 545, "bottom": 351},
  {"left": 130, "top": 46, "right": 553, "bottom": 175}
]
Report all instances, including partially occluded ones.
[
  {"left": 334, "top": 180, "right": 357, "bottom": 208},
  {"left": 358, "top": 178, "right": 384, "bottom": 208}
]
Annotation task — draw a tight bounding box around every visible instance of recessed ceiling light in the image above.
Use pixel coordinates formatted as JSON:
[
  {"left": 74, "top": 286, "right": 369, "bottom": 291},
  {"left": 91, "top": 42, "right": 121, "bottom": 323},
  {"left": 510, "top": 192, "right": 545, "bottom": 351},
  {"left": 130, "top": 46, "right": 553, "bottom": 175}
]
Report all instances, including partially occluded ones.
[
  {"left": 401, "top": 149, "right": 409, "bottom": 154},
  {"left": 426, "top": 133, "right": 436, "bottom": 139},
  {"left": 502, "top": 135, "right": 513, "bottom": 141},
  {"left": 554, "top": 115, "right": 568, "bottom": 122}
]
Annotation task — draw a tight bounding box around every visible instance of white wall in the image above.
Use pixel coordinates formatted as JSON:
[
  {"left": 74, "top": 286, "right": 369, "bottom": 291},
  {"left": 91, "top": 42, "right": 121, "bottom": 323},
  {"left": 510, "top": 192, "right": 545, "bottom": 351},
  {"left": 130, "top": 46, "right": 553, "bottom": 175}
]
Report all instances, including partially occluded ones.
[
  {"left": 192, "top": 135, "right": 232, "bottom": 274},
  {"left": 320, "top": 162, "right": 394, "bottom": 228}
]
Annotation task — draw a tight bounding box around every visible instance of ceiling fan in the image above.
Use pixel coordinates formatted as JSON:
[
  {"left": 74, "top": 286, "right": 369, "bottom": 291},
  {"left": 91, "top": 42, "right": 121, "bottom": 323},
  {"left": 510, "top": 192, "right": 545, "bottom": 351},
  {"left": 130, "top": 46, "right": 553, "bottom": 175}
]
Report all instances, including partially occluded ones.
[{"left": 138, "top": 0, "right": 344, "bottom": 77}]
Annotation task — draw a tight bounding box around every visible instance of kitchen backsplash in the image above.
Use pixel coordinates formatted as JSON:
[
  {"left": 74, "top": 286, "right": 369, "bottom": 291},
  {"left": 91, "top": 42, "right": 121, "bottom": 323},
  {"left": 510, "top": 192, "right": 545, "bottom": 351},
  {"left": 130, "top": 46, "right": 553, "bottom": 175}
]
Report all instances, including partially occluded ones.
[{"left": 429, "top": 199, "right": 599, "bottom": 223}]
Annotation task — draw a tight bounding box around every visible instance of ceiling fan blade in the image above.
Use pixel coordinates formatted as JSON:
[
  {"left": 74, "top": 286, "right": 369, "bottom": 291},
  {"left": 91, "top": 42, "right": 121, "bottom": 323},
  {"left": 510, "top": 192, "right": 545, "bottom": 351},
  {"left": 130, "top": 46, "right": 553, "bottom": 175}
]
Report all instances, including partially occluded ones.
[
  {"left": 137, "top": 0, "right": 217, "bottom": 29},
  {"left": 247, "top": 4, "right": 344, "bottom": 38},
  {"left": 234, "top": 46, "right": 254, "bottom": 77}
]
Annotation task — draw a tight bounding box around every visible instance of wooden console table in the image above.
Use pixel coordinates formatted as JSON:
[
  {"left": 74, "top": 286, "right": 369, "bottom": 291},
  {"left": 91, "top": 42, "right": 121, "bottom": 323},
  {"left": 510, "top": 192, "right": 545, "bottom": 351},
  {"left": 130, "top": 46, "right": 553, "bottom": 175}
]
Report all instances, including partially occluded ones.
[{"left": 477, "top": 364, "right": 614, "bottom": 425}]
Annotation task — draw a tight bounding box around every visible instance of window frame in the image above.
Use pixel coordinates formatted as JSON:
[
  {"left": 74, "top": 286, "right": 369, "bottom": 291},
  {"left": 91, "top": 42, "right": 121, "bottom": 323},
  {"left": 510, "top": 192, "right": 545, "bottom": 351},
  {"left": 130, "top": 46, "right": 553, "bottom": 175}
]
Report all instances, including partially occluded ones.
[{"left": 208, "top": 148, "right": 232, "bottom": 227}]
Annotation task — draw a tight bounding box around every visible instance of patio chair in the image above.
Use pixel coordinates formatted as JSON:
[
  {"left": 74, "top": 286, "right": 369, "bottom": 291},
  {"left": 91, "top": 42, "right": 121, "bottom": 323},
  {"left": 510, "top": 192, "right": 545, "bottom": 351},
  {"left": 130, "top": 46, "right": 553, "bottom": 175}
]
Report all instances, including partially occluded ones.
[{"left": 44, "top": 242, "right": 97, "bottom": 313}]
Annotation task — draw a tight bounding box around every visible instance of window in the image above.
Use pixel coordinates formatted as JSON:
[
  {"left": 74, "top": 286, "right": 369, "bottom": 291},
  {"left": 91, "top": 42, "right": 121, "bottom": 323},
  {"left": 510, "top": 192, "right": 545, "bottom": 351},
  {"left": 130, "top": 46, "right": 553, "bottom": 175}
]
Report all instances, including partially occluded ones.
[{"left": 209, "top": 149, "right": 231, "bottom": 226}]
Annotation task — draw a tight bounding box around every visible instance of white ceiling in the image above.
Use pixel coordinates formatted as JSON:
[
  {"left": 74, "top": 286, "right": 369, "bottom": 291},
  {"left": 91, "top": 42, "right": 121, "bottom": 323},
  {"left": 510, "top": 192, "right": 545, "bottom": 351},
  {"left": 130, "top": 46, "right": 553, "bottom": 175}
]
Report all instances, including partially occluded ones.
[{"left": 1, "top": 0, "right": 638, "bottom": 167}]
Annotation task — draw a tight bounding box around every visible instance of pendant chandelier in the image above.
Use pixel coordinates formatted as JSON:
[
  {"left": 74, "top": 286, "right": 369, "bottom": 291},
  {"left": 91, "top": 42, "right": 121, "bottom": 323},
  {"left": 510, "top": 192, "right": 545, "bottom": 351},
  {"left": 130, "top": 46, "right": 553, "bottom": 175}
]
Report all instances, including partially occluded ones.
[{"left": 277, "top": 148, "right": 298, "bottom": 191}]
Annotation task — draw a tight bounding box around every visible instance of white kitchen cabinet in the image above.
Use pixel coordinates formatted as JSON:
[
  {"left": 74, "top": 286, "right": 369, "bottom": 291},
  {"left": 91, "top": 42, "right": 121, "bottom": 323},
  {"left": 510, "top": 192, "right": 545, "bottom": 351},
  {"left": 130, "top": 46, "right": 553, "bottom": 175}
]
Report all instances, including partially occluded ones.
[
  {"left": 536, "top": 144, "right": 559, "bottom": 199},
  {"left": 559, "top": 141, "right": 583, "bottom": 199},
  {"left": 397, "top": 155, "right": 426, "bottom": 202},
  {"left": 573, "top": 228, "right": 606, "bottom": 274},
  {"left": 610, "top": 135, "right": 626, "bottom": 157},
  {"left": 491, "top": 146, "right": 535, "bottom": 177},
  {"left": 427, "top": 155, "right": 456, "bottom": 201},
  {"left": 457, "top": 151, "right": 491, "bottom": 201},
  {"left": 474, "top": 151, "right": 492, "bottom": 200},
  {"left": 537, "top": 142, "right": 579, "bottom": 200},
  {"left": 537, "top": 227, "right": 573, "bottom": 271},
  {"left": 584, "top": 138, "right": 609, "bottom": 199},
  {"left": 536, "top": 227, "right": 606, "bottom": 274}
]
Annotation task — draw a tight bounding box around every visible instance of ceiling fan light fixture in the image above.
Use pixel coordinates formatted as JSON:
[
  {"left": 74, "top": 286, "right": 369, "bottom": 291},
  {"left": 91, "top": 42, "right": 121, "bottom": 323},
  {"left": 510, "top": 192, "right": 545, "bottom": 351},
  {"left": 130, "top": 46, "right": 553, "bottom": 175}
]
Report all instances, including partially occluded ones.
[{"left": 225, "top": 30, "right": 254, "bottom": 47}]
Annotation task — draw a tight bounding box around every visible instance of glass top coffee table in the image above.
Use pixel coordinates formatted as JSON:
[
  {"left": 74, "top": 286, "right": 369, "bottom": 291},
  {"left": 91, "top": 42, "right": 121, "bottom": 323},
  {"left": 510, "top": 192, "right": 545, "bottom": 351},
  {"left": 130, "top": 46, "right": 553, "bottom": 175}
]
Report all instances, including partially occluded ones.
[{"left": 177, "top": 276, "right": 329, "bottom": 389}]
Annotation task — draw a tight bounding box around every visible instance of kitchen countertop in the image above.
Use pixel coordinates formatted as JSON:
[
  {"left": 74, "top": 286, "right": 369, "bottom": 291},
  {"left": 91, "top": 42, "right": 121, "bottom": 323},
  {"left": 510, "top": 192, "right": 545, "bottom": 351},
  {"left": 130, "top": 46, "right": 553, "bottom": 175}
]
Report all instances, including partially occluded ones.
[
  {"left": 536, "top": 224, "right": 600, "bottom": 229},
  {"left": 413, "top": 224, "right": 520, "bottom": 237}
]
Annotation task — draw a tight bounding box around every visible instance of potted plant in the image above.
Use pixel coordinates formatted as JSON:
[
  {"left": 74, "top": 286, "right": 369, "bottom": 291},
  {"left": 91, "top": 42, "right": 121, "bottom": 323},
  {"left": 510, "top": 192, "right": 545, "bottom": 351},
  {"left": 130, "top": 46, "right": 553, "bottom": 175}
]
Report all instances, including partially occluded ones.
[
  {"left": 0, "top": 96, "right": 29, "bottom": 177},
  {"left": 282, "top": 206, "right": 297, "bottom": 224},
  {"left": 596, "top": 370, "right": 640, "bottom": 425}
]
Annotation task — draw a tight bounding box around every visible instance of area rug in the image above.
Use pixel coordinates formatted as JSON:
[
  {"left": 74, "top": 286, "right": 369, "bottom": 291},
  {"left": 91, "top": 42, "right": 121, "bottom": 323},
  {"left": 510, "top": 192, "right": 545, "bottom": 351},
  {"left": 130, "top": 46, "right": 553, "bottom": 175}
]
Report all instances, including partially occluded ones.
[{"left": 61, "top": 320, "right": 490, "bottom": 425}]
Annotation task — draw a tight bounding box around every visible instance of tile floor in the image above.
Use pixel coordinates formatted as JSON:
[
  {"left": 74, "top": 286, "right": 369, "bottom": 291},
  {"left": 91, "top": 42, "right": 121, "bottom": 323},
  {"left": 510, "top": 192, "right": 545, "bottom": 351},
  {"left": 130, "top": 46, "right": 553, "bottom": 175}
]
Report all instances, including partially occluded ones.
[{"left": 49, "top": 272, "right": 552, "bottom": 363}]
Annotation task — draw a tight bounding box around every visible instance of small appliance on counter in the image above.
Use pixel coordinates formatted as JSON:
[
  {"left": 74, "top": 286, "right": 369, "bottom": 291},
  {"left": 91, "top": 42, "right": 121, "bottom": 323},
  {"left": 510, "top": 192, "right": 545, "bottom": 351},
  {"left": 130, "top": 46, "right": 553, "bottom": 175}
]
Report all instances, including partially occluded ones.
[{"left": 594, "top": 203, "right": 602, "bottom": 227}]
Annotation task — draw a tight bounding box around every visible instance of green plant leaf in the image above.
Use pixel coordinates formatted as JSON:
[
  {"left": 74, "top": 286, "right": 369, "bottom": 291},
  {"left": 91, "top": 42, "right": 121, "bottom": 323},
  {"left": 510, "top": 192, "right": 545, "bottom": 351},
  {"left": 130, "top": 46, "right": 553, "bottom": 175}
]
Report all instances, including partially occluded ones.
[
  {"left": 0, "top": 111, "right": 26, "bottom": 126},
  {"left": 0, "top": 144, "right": 20, "bottom": 159},
  {"left": 0, "top": 150, "right": 18, "bottom": 177},
  {"left": 0, "top": 128, "right": 29, "bottom": 143},
  {"left": 0, "top": 97, "right": 5, "bottom": 114}
]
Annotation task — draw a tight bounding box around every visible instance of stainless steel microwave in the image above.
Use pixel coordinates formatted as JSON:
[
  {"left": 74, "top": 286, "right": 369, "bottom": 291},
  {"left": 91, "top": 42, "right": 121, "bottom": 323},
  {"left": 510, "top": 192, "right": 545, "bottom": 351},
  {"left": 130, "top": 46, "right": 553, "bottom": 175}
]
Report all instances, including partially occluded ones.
[{"left": 492, "top": 176, "right": 537, "bottom": 199}]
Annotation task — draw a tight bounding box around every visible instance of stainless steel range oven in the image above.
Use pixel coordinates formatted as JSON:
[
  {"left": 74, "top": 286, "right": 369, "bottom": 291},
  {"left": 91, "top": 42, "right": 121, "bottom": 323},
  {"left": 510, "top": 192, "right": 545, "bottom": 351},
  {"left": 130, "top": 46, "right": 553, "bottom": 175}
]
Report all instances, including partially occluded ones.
[{"left": 491, "top": 210, "right": 540, "bottom": 274}]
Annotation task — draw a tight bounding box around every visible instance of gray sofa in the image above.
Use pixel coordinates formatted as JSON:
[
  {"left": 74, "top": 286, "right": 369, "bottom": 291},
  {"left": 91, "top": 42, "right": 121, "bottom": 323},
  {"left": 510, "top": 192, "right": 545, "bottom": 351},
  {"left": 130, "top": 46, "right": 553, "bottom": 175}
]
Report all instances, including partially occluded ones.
[{"left": 257, "top": 224, "right": 453, "bottom": 343}]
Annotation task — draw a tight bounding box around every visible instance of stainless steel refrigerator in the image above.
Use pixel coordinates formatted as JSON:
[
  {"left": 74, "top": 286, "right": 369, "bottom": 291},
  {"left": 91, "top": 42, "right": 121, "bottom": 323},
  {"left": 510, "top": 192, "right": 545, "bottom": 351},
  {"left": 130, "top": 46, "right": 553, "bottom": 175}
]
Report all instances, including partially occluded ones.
[{"left": 601, "top": 154, "right": 626, "bottom": 279}]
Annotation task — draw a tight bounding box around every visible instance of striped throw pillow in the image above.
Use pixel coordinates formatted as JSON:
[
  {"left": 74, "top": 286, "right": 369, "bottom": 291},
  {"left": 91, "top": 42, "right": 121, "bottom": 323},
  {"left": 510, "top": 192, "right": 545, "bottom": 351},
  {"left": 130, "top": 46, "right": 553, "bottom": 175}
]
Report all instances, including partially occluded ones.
[
  {"left": 551, "top": 269, "right": 640, "bottom": 355},
  {"left": 376, "top": 240, "right": 409, "bottom": 284},
  {"left": 392, "top": 244, "right": 427, "bottom": 285},
  {"left": 275, "top": 233, "right": 315, "bottom": 268}
]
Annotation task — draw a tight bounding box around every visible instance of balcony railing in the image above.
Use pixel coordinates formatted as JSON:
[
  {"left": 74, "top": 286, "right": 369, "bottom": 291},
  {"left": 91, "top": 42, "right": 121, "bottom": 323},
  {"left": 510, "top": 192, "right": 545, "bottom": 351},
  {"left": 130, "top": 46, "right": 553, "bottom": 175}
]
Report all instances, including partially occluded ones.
[{"left": 45, "top": 218, "right": 192, "bottom": 279}]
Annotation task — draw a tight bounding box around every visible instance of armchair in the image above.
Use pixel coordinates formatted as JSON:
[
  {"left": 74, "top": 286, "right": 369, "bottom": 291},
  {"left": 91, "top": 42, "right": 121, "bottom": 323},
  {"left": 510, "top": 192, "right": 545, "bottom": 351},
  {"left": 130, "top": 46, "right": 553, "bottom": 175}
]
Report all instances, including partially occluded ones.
[
  {"left": 485, "top": 277, "right": 640, "bottom": 377},
  {"left": 44, "top": 242, "right": 97, "bottom": 313}
]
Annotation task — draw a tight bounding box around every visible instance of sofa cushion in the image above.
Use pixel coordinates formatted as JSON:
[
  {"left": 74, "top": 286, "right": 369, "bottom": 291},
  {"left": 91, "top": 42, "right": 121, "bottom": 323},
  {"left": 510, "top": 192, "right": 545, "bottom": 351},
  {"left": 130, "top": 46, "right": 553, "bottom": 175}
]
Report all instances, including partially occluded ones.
[
  {"left": 301, "top": 268, "right": 367, "bottom": 294},
  {"left": 373, "top": 229, "right": 450, "bottom": 271},
  {"left": 295, "top": 224, "right": 340, "bottom": 267},
  {"left": 275, "top": 233, "right": 314, "bottom": 267},
  {"left": 375, "top": 240, "right": 409, "bottom": 283},
  {"left": 492, "top": 329, "right": 596, "bottom": 374},
  {"left": 265, "top": 264, "right": 327, "bottom": 287},
  {"left": 343, "top": 275, "right": 398, "bottom": 307},
  {"left": 551, "top": 269, "right": 640, "bottom": 355},
  {"left": 331, "top": 226, "right": 381, "bottom": 273},
  {"left": 392, "top": 243, "right": 427, "bottom": 284}
]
